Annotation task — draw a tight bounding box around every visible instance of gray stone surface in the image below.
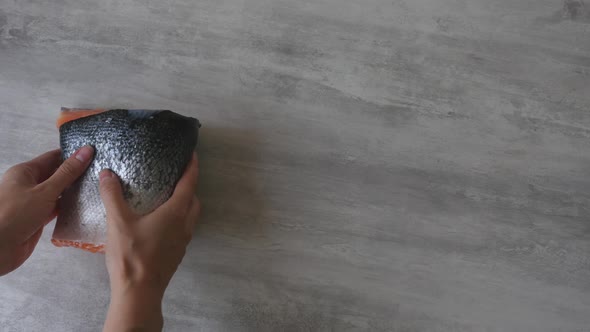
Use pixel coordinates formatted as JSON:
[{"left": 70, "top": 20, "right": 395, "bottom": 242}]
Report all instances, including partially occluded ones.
[{"left": 0, "top": 0, "right": 589, "bottom": 331}]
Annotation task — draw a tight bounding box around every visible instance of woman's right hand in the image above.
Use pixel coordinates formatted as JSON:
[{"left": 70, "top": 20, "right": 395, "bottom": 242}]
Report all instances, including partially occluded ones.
[{"left": 99, "top": 154, "right": 200, "bottom": 332}]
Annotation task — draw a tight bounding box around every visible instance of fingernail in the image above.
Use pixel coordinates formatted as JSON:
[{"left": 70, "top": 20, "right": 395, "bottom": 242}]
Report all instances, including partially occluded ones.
[
  {"left": 99, "top": 170, "right": 113, "bottom": 182},
  {"left": 75, "top": 146, "right": 94, "bottom": 163}
]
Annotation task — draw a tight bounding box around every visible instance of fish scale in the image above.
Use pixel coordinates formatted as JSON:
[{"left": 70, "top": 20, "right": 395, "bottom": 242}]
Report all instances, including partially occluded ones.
[{"left": 52, "top": 108, "right": 200, "bottom": 253}]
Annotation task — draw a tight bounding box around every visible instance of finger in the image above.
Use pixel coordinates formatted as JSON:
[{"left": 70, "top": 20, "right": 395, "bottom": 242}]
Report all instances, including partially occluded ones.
[
  {"left": 178, "top": 153, "right": 199, "bottom": 196},
  {"left": 7, "top": 228, "right": 43, "bottom": 275},
  {"left": 24, "top": 228, "right": 43, "bottom": 258},
  {"left": 98, "top": 170, "right": 134, "bottom": 221},
  {"left": 194, "top": 153, "right": 199, "bottom": 186},
  {"left": 1, "top": 150, "right": 62, "bottom": 186},
  {"left": 44, "top": 208, "right": 58, "bottom": 226},
  {"left": 38, "top": 146, "right": 94, "bottom": 196},
  {"left": 180, "top": 197, "right": 200, "bottom": 244},
  {"left": 24, "top": 149, "right": 62, "bottom": 183},
  {"left": 185, "top": 196, "right": 200, "bottom": 233},
  {"left": 158, "top": 153, "right": 198, "bottom": 215}
]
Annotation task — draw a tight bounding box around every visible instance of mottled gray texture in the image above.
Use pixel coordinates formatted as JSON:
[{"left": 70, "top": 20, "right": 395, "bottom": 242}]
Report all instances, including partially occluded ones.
[
  {"left": 0, "top": 0, "right": 589, "bottom": 331},
  {"left": 55, "top": 109, "right": 198, "bottom": 249}
]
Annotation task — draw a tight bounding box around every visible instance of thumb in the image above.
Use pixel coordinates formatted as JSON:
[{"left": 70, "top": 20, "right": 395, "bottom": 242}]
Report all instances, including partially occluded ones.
[
  {"left": 98, "top": 170, "right": 132, "bottom": 220},
  {"left": 40, "top": 146, "right": 94, "bottom": 196}
]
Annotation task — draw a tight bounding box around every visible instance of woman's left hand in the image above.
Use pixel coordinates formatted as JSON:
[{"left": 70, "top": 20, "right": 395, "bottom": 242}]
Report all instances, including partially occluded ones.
[{"left": 0, "top": 146, "right": 94, "bottom": 276}]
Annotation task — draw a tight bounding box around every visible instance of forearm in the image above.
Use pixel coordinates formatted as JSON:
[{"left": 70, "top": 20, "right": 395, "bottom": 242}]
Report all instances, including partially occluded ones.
[{"left": 103, "top": 286, "right": 164, "bottom": 332}]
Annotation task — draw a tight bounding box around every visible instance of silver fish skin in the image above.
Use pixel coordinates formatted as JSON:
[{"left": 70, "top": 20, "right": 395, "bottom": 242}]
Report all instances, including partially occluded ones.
[{"left": 52, "top": 109, "right": 200, "bottom": 251}]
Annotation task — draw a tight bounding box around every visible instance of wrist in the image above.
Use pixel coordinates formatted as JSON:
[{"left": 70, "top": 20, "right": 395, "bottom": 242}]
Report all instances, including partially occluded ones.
[
  {"left": 105, "top": 283, "right": 164, "bottom": 332},
  {"left": 110, "top": 274, "right": 166, "bottom": 298}
]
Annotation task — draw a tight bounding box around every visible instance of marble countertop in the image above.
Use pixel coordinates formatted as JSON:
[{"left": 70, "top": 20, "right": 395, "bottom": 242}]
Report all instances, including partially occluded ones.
[{"left": 0, "top": 0, "right": 589, "bottom": 330}]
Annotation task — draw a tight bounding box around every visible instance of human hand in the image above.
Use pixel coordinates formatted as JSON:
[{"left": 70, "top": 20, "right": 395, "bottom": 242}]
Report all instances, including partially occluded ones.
[
  {"left": 0, "top": 146, "right": 94, "bottom": 276},
  {"left": 100, "top": 153, "right": 200, "bottom": 332}
]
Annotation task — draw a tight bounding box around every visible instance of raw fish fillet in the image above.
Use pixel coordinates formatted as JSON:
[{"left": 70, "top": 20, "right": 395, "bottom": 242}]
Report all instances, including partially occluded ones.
[{"left": 51, "top": 108, "right": 200, "bottom": 253}]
